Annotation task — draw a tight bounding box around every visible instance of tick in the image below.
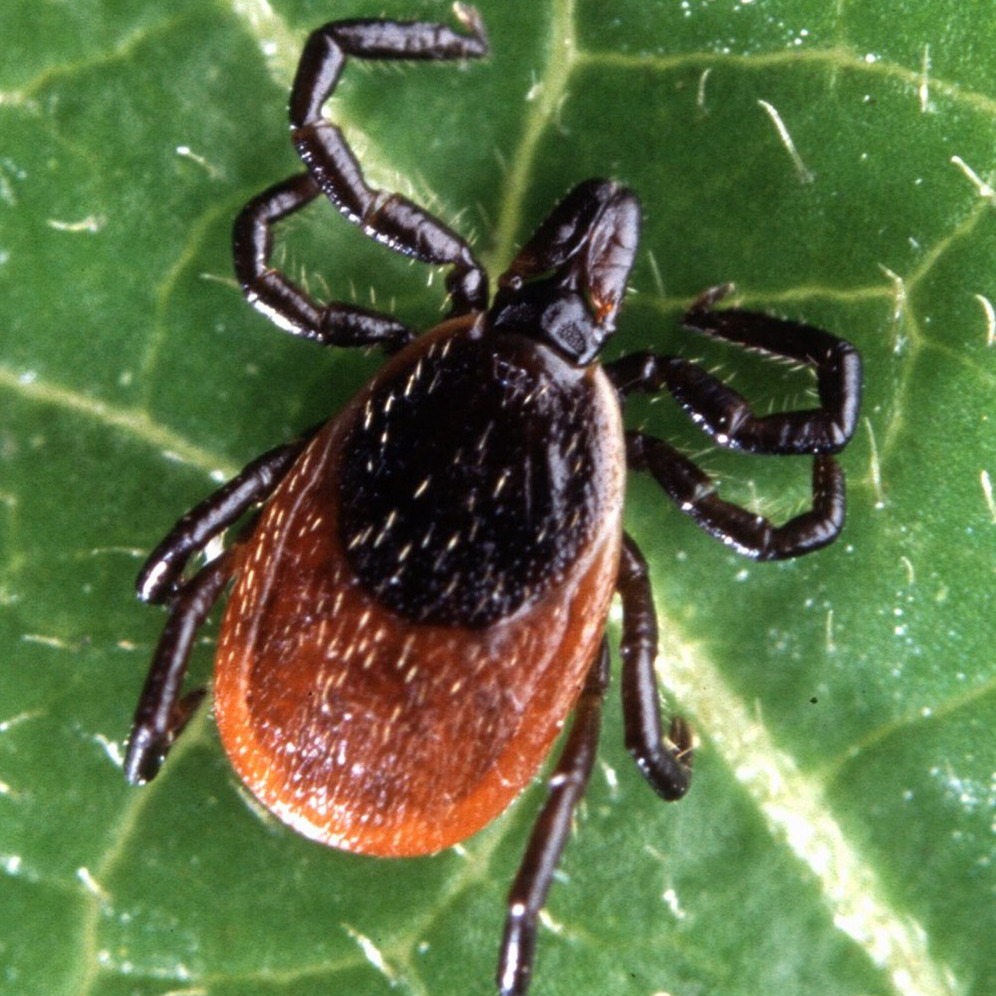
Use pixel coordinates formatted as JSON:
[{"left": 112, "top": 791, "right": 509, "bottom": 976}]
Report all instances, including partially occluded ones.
[{"left": 125, "top": 7, "right": 861, "bottom": 994}]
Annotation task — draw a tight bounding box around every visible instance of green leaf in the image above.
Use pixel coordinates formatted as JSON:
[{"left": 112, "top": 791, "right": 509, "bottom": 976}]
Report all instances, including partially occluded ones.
[{"left": 1, "top": 1, "right": 992, "bottom": 994}]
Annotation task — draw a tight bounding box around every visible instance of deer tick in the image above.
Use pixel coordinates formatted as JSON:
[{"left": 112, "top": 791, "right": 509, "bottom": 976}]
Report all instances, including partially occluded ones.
[{"left": 125, "top": 6, "right": 861, "bottom": 994}]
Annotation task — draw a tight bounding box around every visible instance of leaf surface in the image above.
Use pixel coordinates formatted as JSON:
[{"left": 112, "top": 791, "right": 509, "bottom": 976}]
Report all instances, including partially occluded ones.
[{"left": 0, "top": 1, "right": 992, "bottom": 994}]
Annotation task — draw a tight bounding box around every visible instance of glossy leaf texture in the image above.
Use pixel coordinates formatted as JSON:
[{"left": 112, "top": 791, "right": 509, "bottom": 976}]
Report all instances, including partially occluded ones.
[{"left": 0, "top": 1, "right": 992, "bottom": 994}]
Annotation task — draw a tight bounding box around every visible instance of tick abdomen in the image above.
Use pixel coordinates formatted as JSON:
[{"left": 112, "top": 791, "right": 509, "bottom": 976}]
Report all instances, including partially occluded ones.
[{"left": 214, "top": 317, "right": 626, "bottom": 855}]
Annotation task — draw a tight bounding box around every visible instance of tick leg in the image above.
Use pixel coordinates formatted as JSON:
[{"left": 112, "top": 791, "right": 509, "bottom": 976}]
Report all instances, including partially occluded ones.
[
  {"left": 606, "top": 284, "right": 862, "bottom": 454},
  {"left": 288, "top": 6, "right": 489, "bottom": 316},
  {"left": 125, "top": 549, "right": 235, "bottom": 784},
  {"left": 626, "top": 431, "right": 846, "bottom": 559},
  {"left": 137, "top": 429, "right": 317, "bottom": 604},
  {"left": 498, "top": 639, "right": 610, "bottom": 996},
  {"left": 617, "top": 533, "right": 693, "bottom": 799},
  {"left": 233, "top": 173, "right": 415, "bottom": 349},
  {"left": 608, "top": 286, "right": 858, "bottom": 556}
]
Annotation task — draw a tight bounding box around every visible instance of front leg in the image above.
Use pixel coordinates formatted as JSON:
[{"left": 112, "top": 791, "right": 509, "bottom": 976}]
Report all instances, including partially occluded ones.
[
  {"left": 290, "top": 7, "right": 489, "bottom": 315},
  {"left": 233, "top": 173, "right": 415, "bottom": 349},
  {"left": 607, "top": 285, "right": 862, "bottom": 454},
  {"left": 608, "top": 287, "right": 859, "bottom": 557}
]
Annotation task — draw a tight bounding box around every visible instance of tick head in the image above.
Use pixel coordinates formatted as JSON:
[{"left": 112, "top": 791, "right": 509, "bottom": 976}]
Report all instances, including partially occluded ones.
[{"left": 489, "top": 180, "right": 641, "bottom": 366}]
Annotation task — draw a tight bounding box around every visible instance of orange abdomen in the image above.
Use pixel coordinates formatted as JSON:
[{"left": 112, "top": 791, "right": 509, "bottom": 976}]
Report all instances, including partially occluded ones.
[{"left": 213, "top": 319, "right": 625, "bottom": 856}]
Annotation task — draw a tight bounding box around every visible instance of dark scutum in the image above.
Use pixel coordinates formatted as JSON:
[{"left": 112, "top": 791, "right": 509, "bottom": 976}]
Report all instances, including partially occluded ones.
[{"left": 337, "top": 328, "right": 603, "bottom": 627}]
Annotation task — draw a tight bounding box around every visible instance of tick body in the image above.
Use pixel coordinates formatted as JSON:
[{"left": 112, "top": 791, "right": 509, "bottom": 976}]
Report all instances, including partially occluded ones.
[
  {"left": 125, "top": 7, "right": 861, "bottom": 994},
  {"left": 216, "top": 317, "right": 626, "bottom": 855}
]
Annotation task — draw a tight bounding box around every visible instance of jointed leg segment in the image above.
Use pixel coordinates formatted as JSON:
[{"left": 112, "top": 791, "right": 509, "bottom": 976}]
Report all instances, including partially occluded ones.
[
  {"left": 125, "top": 549, "right": 235, "bottom": 784},
  {"left": 289, "top": 8, "right": 488, "bottom": 315},
  {"left": 609, "top": 285, "right": 861, "bottom": 559},
  {"left": 234, "top": 8, "right": 490, "bottom": 344},
  {"left": 499, "top": 640, "right": 610, "bottom": 996},
  {"left": 617, "top": 533, "right": 693, "bottom": 797},
  {"left": 127, "top": 429, "right": 318, "bottom": 784},
  {"left": 233, "top": 175, "right": 415, "bottom": 349},
  {"left": 136, "top": 429, "right": 317, "bottom": 604},
  {"left": 610, "top": 285, "right": 861, "bottom": 453},
  {"left": 499, "top": 528, "right": 695, "bottom": 993},
  {"left": 626, "top": 432, "right": 846, "bottom": 559}
]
